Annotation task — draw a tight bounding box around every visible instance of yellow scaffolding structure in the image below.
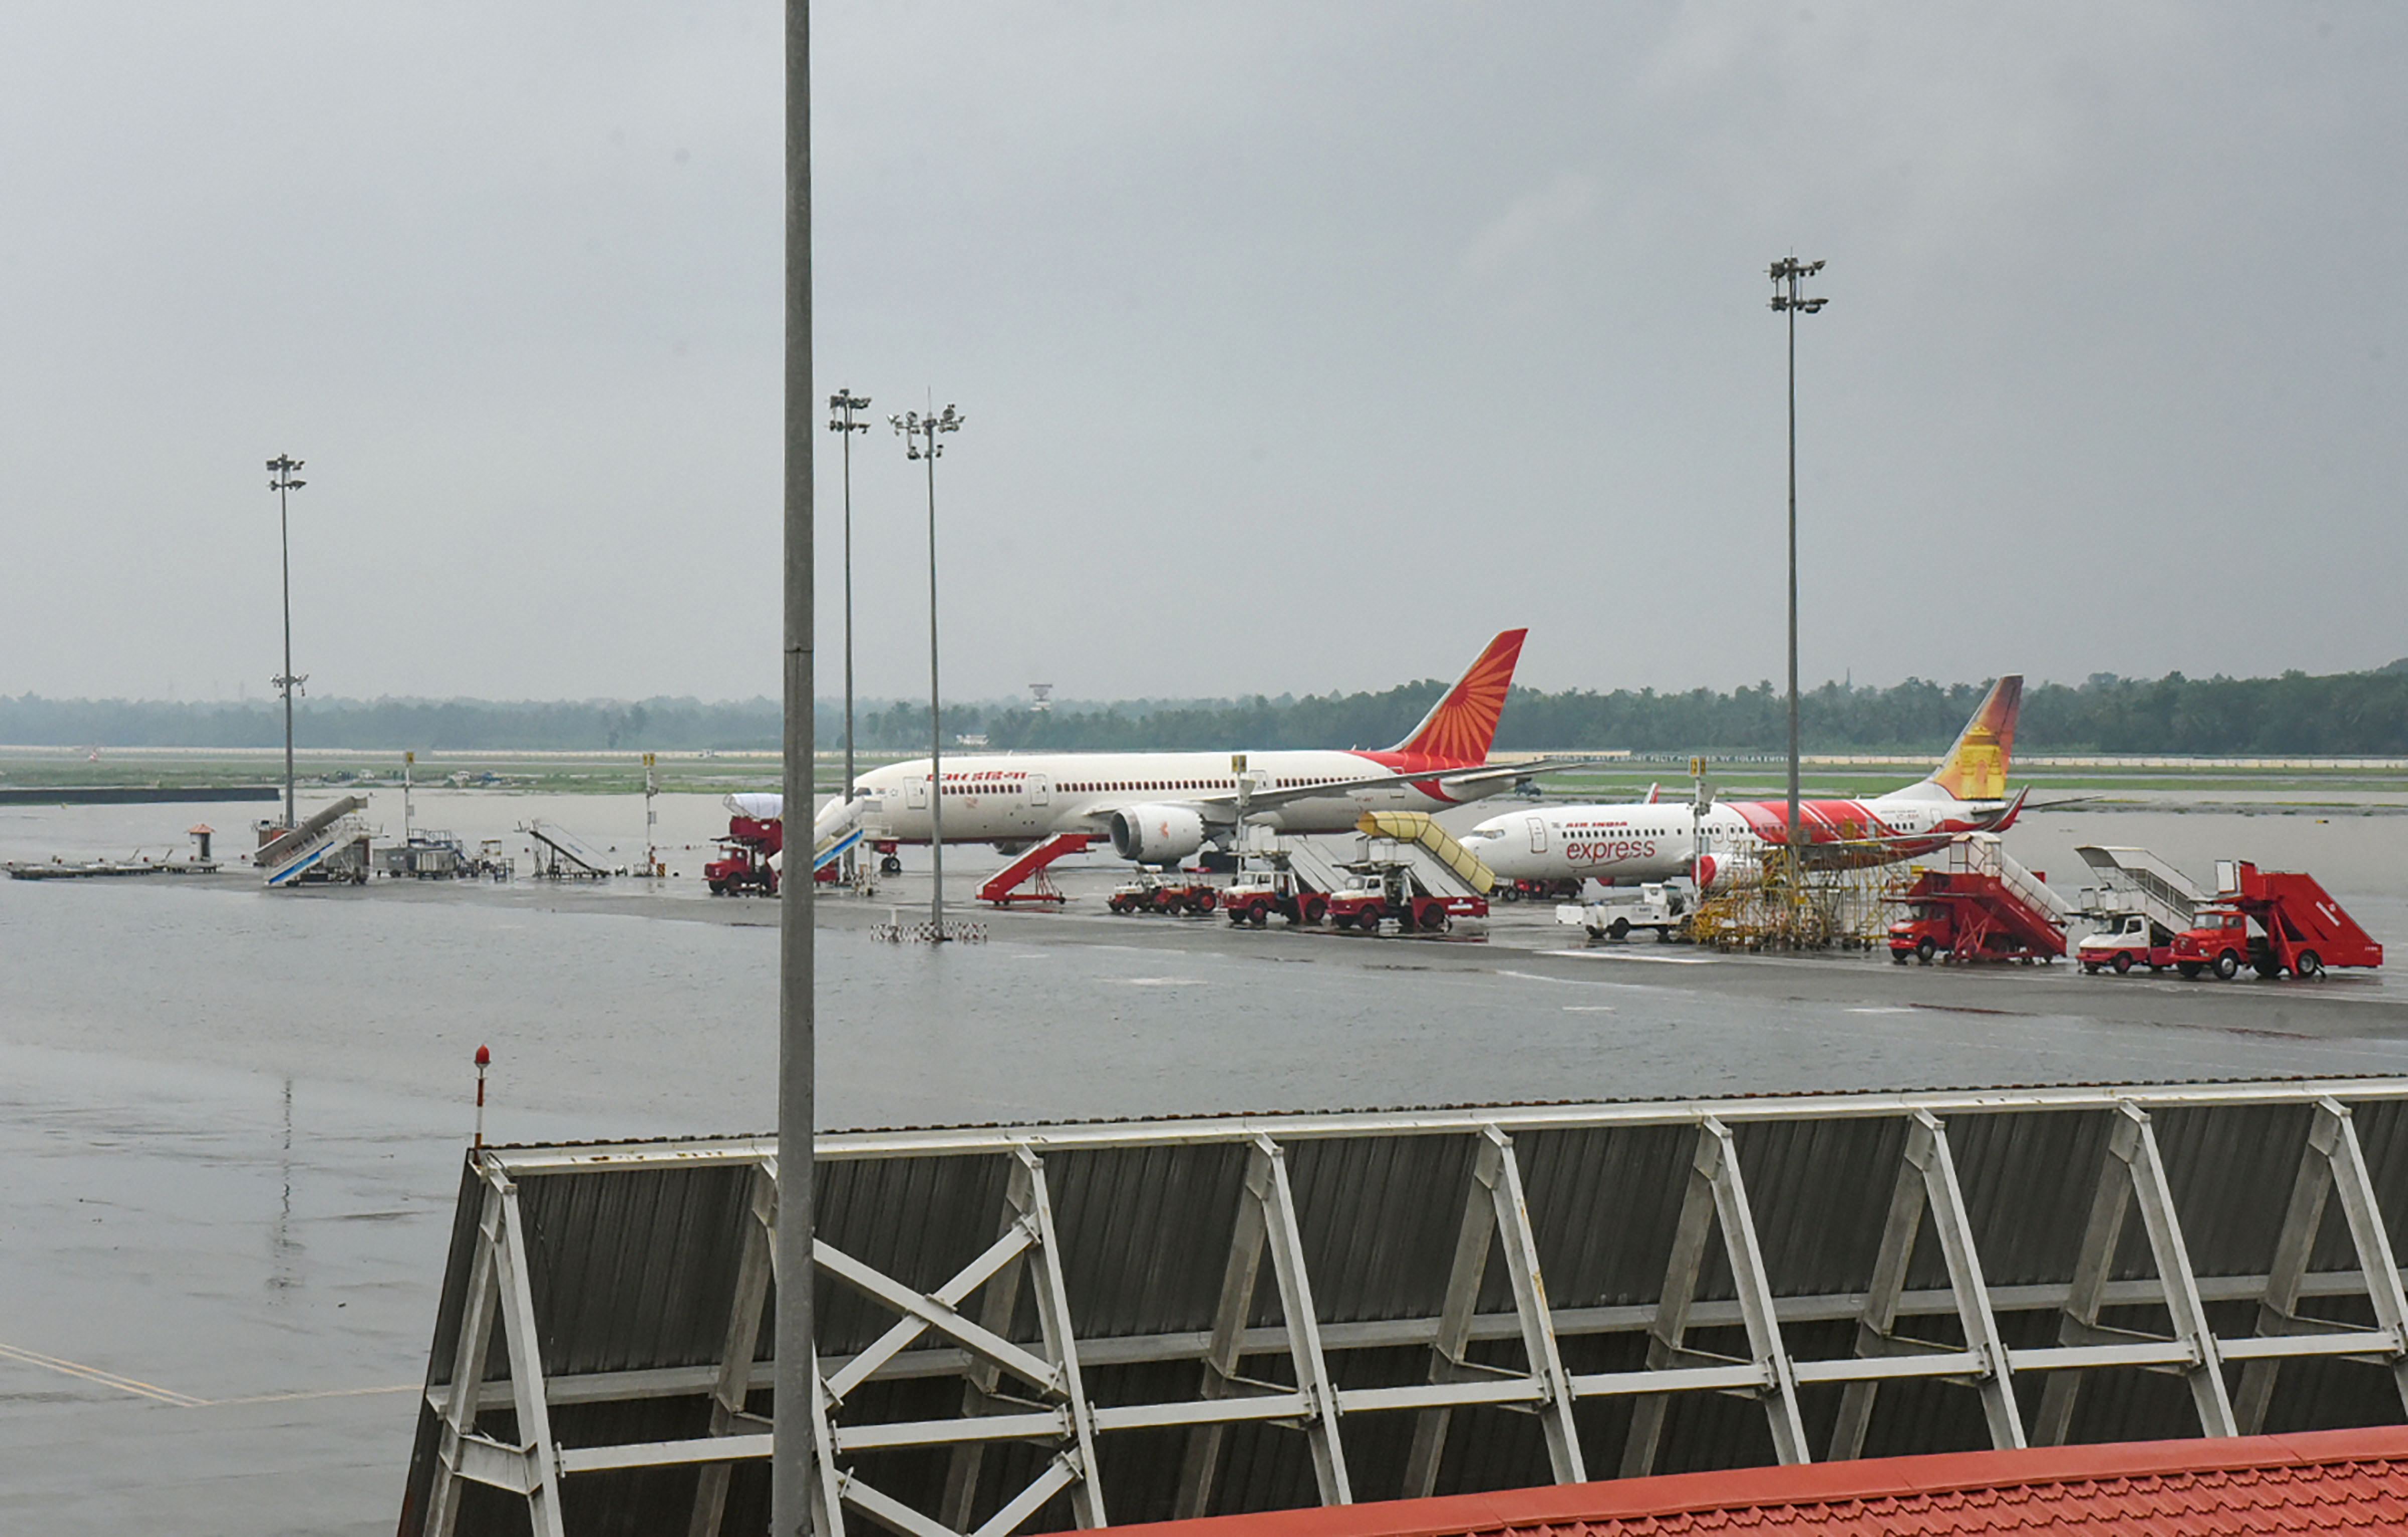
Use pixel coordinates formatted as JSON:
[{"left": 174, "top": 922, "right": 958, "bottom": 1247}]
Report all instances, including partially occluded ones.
[{"left": 1687, "top": 842, "right": 1906, "bottom": 951}]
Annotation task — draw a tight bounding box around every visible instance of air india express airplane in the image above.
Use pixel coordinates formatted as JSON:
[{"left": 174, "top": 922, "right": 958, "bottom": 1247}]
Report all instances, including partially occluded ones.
[
  {"left": 788, "top": 630, "right": 1547, "bottom": 865},
  {"left": 1462, "top": 675, "right": 2029, "bottom": 889}
]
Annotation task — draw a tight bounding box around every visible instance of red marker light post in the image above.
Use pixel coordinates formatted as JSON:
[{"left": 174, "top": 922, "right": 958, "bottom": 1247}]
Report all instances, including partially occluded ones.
[{"left": 474, "top": 1044, "right": 491, "bottom": 1149}]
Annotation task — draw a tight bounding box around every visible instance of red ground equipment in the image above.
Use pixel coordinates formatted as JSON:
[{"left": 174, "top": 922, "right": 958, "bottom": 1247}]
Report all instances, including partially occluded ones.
[
  {"left": 978, "top": 832, "right": 1094, "bottom": 907},
  {"left": 1496, "top": 878, "right": 1581, "bottom": 904},
  {"left": 1886, "top": 835, "right": 2065, "bottom": 964},
  {"left": 1221, "top": 867, "right": 1329, "bottom": 928},
  {"left": 1324, "top": 864, "right": 1486, "bottom": 935},
  {"left": 2171, "top": 863, "right": 2383, "bottom": 980},
  {"left": 1106, "top": 870, "right": 1220, "bottom": 916},
  {"left": 705, "top": 813, "right": 783, "bottom": 897}
]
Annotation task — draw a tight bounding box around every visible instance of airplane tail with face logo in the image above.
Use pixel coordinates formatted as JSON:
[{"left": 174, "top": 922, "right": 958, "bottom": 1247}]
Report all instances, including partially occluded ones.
[
  {"left": 1386, "top": 629, "right": 1527, "bottom": 764},
  {"left": 1920, "top": 675, "right": 2022, "bottom": 802}
]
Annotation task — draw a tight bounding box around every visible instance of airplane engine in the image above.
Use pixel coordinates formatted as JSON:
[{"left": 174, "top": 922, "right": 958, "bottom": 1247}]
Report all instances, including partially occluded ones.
[
  {"left": 1695, "top": 849, "right": 1764, "bottom": 892},
  {"left": 1110, "top": 804, "right": 1208, "bottom": 865}
]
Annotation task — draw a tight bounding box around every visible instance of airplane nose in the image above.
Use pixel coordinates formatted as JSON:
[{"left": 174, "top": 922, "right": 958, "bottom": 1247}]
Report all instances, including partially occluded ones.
[{"left": 1467, "top": 824, "right": 1518, "bottom": 873}]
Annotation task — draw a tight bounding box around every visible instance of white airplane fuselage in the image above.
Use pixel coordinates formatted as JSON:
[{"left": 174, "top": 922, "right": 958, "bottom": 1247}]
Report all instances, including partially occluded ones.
[
  {"left": 1465, "top": 789, "right": 1998, "bottom": 887},
  {"left": 1469, "top": 673, "right": 2028, "bottom": 888},
  {"left": 849, "top": 748, "right": 1506, "bottom": 847}
]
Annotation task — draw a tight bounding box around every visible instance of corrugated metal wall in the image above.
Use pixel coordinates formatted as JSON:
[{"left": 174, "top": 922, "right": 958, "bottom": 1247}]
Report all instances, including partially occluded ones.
[{"left": 399, "top": 1084, "right": 2408, "bottom": 1536}]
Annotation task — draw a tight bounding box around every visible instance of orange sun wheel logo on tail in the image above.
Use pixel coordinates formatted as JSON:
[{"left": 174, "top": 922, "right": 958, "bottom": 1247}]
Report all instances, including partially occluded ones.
[
  {"left": 1387, "top": 629, "right": 1528, "bottom": 765},
  {"left": 1927, "top": 674, "right": 2023, "bottom": 801}
]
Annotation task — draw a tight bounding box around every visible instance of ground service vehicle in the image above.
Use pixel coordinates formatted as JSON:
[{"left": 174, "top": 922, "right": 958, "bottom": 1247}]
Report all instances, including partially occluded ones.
[
  {"left": 1498, "top": 878, "right": 1581, "bottom": 903},
  {"left": 2078, "top": 913, "right": 2177, "bottom": 974},
  {"left": 1221, "top": 867, "right": 1326, "bottom": 928},
  {"left": 704, "top": 814, "right": 782, "bottom": 897},
  {"left": 1324, "top": 865, "right": 1486, "bottom": 934},
  {"left": 2170, "top": 863, "right": 2383, "bottom": 980},
  {"left": 1555, "top": 881, "right": 1690, "bottom": 942},
  {"left": 1106, "top": 870, "right": 1219, "bottom": 916},
  {"left": 1884, "top": 852, "right": 2065, "bottom": 965}
]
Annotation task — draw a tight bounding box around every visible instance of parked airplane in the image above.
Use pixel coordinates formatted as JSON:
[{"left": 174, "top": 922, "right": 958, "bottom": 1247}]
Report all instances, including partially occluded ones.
[
  {"left": 773, "top": 630, "right": 1547, "bottom": 867},
  {"left": 1464, "top": 675, "right": 2029, "bottom": 889}
]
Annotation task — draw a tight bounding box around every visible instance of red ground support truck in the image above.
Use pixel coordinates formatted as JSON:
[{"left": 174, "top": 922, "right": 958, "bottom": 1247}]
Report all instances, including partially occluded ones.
[
  {"left": 1885, "top": 839, "right": 2066, "bottom": 964},
  {"left": 1106, "top": 870, "right": 1220, "bottom": 916},
  {"left": 1221, "top": 867, "right": 1328, "bottom": 928},
  {"left": 1324, "top": 864, "right": 1487, "bottom": 935},
  {"left": 704, "top": 813, "right": 783, "bottom": 896},
  {"left": 2170, "top": 863, "right": 2384, "bottom": 980}
]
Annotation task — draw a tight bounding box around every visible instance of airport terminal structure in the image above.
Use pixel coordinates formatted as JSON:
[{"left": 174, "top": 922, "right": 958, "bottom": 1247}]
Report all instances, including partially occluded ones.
[{"left": 404, "top": 1080, "right": 2408, "bottom": 1536}]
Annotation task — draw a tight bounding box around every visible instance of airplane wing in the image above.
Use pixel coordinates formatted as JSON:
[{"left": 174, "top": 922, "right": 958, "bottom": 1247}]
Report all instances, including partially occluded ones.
[
  {"left": 2016, "top": 795, "right": 2096, "bottom": 812},
  {"left": 1788, "top": 789, "right": 2031, "bottom": 855},
  {"left": 1170, "top": 756, "right": 1604, "bottom": 821}
]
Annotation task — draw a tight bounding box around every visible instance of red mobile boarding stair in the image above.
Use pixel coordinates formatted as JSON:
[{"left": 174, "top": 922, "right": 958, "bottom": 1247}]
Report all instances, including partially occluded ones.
[
  {"left": 978, "top": 832, "right": 1096, "bottom": 907},
  {"left": 1888, "top": 832, "right": 2069, "bottom": 964},
  {"left": 2172, "top": 862, "right": 2384, "bottom": 980}
]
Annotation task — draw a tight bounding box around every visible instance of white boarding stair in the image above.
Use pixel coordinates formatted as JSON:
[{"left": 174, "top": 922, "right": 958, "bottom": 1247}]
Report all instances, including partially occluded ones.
[
  {"left": 1354, "top": 811, "right": 1497, "bottom": 899},
  {"left": 2075, "top": 845, "right": 2205, "bottom": 938},
  {"left": 259, "top": 796, "right": 371, "bottom": 887},
  {"left": 1258, "top": 833, "right": 1356, "bottom": 896},
  {"left": 522, "top": 820, "right": 611, "bottom": 876}
]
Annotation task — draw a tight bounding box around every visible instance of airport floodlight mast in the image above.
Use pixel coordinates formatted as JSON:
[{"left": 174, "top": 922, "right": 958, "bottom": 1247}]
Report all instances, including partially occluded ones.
[
  {"left": 775, "top": 5, "right": 823, "bottom": 1532},
  {"left": 828, "top": 388, "right": 871, "bottom": 858},
  {"left": 1767, "top": 256, "right": 1826, "bottom": 871},
  {"left": 266, "top": 454, "right": 308, "bottom": 830},
  {"left": 894, "top": 403, "right": 964, "bottom": 939}
]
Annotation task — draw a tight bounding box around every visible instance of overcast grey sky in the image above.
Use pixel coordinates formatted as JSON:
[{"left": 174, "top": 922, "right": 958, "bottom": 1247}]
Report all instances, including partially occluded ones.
[{"left": 3, "top": 3, "right": 2401, "bottom": 704}]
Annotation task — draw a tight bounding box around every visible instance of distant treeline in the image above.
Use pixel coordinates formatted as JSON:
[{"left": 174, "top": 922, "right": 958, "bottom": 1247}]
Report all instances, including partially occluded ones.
[{"left": 7, "top": 661, "right": 2406, "bottom": 756}]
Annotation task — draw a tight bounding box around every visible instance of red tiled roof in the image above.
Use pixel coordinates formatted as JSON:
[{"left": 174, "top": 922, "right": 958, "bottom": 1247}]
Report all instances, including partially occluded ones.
[{"left": 1121, "top": 1427, "right": 2408, "bottom": 1537}]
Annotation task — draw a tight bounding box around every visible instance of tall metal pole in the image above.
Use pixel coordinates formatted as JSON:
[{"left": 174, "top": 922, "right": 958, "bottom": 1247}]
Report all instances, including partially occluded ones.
[
  {"left": 892, "top": 404, "right": 963, "bottom": 939},
  {"left": 774, "top": 1, "right": 823, "bottom": 1532},
  {"left": 1786, "top": 294, "right": 1798, "bottom": 851},
  {"left": 266, "top": 455, "right": 307, "bottom": 829},
  {"left": 828, "top": 390, "right": 870, "bottom": 876},
  {"left": 1766, "top": 259, "right": 1825, "bottom": 869},
  {"left": 925, "top": 437, "right": 944, "bottom": 936}
]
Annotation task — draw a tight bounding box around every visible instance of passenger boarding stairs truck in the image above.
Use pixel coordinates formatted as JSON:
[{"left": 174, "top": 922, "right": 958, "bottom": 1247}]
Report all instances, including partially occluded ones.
[
  {"left": 1322, "top": 812, "right": 1494, "bottom": 935},
  {"left": 257, "top": 796, "right": 373, "bottom": 887},
  {"left": 1217, "top": 826, "right": 1346, "bottom": 927},
  {"left": 1886, "top": 832, "right": 2070, "bottom": 963},
  {"left": 2170, "top": 862, "right": 2383, "bottom": 981},
  {"left": 1214, "top": 815, "right": 1494, "bottom": 932},
  {"left": 2073, "top": 845, "right": 2205, "bottom": 973}
]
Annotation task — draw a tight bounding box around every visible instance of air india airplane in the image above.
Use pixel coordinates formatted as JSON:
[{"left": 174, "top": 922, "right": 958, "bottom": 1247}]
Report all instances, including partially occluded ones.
[
  {"left": 1462, "top": 675, "right": 2029, "bottom": 889},
  {"left": 779, "top": 630, "right": 1546, "bottom": 865}
]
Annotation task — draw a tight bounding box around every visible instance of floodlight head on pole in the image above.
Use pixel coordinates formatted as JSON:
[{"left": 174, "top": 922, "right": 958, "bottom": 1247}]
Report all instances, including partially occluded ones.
[
  {"left": 828, "top": 389, "right": 871, "bottom": 433},
  {"left": 1768, "top": 258, "right": 1829, "bottom": 314},
  {"left": 892, "top": 408, "right": 958, "bottom": 462}
]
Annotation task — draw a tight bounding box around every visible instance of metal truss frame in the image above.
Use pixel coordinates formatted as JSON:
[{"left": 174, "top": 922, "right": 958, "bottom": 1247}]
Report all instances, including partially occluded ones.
[{"left": 412, "top": 1079, "right": 2408, "bottom": 1537}]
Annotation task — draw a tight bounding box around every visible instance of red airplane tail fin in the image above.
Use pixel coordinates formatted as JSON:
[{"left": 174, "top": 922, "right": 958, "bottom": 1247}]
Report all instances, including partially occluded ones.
[
  {"left": 1924, "top": 674, "right": 2022, "bottom": 801},
  {"left": 1387, "top": 629, "right": 1527, "bottom": 763}
]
